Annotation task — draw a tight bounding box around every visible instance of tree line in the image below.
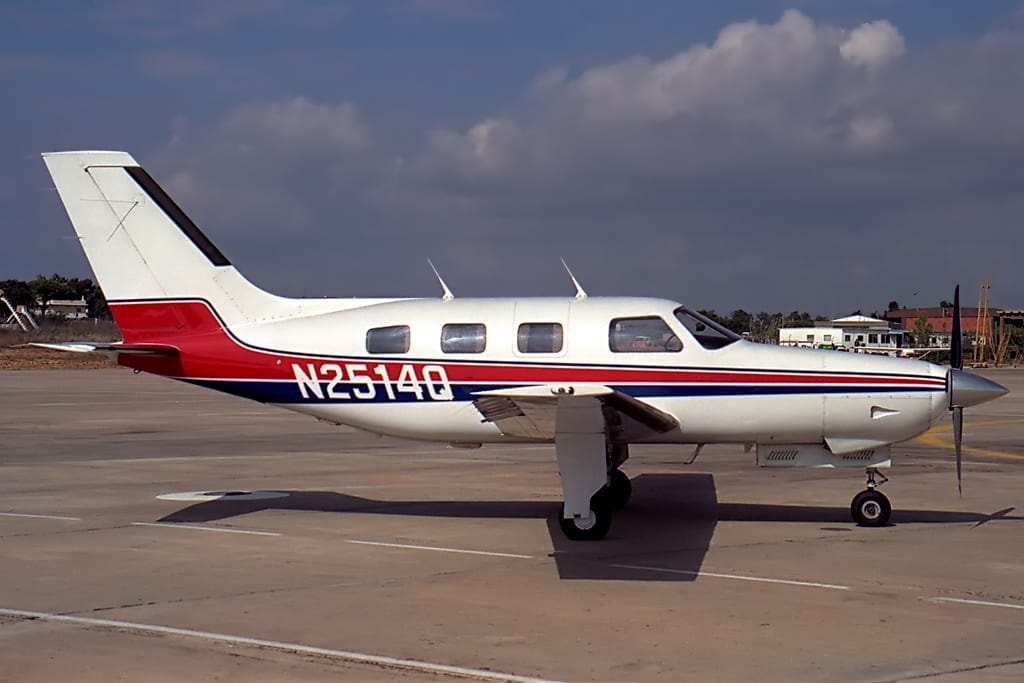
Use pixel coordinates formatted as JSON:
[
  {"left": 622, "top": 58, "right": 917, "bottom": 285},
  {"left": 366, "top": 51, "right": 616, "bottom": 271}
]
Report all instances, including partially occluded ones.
[
  {"left": 0, "top": 274, "right": 108, "bottom": 319},
  {"left": 697, "top": 309, "right": 830, "bottom": 341}
]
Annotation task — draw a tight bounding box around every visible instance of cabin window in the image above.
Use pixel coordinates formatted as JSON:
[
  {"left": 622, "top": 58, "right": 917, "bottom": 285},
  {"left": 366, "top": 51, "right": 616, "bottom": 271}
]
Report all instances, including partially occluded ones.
[
  {"left": 517, "top": 323, "right": 563, "bottom": 353},
  {"left": 844, "top": 334, "right": 851, "bottom": 342},
  {"left": 366, "top": 325, "right": 410, "bottom": 354},
  {"left": 823, "top": 334, "right": 832, "bottom": 342},
  {"left": 442, "top": 324, "right": 486, "bottom": 354},
  {"left": 869, "top": 334, "right": 879, "bottom": 344},
  {"left": 609, "top": 317, "right": 681, "bottom": 353},
  {"left": 672, "top": 307, "right": 740, "bottom": 350}
]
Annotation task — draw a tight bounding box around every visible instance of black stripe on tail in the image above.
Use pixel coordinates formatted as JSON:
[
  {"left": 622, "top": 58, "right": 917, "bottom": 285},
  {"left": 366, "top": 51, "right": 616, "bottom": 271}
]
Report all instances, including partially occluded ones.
[{"left": 124, "top": 166, "right": 231, "bottom": 267}]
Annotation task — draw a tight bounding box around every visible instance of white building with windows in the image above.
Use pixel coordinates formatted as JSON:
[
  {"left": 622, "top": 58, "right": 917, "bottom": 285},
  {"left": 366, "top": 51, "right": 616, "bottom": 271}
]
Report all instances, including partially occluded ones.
[
  {"left": 778, "top": 315, "right": 907, "bottom": 356},
  {"left": 778, "top": 327, "right": 844, "bottom": 350},
  {"left": 42, "top": 298, "right": 89, "bottom": 319}
]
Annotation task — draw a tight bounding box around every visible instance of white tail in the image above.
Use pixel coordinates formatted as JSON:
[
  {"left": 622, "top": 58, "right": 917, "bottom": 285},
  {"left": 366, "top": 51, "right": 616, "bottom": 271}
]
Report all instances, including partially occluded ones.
[{"left": 42, "top": 151, "right": 297, "bottom": 327}]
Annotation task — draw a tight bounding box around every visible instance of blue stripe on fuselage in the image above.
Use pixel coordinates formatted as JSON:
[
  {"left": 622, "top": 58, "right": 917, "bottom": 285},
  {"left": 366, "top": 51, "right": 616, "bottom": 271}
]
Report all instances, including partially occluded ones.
[{"left": 181, "top": 378, "right": 942, "bottom": 405}]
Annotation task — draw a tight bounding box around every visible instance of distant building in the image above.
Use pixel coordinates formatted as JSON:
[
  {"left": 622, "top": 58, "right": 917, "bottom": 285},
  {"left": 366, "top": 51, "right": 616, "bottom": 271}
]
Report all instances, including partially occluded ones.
[
  {"left": 883, "top": 306, "right": 994, "bottom": 337},
  {"left": 996, "top": 309, "right": 1024, "bottom": 335},
  {"left": 42, "top": 298, "right": 89, "bottom": 319},
  {"left": 778, "top": 326, "right": 842, "bottom": 349},
  {"left": 779, "top": 315, "right": 907, "bottom": 356},
  {"left": 831, "top": 315, "right": 906, "bottom": 353}
]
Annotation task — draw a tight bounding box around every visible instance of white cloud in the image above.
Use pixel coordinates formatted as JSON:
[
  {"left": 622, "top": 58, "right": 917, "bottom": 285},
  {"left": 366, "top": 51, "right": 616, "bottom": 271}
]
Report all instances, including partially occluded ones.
[
  {"left": 847, "top": 113, "right": 893, "bottom": 149},
  {"left": 141, "top": 11, "right": 1024, "bottom": 308},
  {"left": 404, "top": 10, "right": 898, "bottom": 192},
  {"left": 219, "top": 98, "right": 372, "bottom": 154},
  {"left": 154, "top": 98, "right": 374, "bottom": 241},
  {"left": 840, "top": 20, "right": 906, "bottom": 69}
]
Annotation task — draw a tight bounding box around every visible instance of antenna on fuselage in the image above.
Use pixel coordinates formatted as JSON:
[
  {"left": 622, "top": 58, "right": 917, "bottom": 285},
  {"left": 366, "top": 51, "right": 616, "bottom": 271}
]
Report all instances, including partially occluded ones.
[
  {"left": 427, "top": 259, "right": 454, "bottom": 302},
  {"left": 560, "top": 258, "right": 587, "bottom": 300}
]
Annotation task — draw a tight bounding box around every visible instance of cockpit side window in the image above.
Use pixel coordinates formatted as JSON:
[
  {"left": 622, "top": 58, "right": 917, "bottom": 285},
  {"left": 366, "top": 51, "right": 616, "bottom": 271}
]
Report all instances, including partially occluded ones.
[
  {"left": 673, "top": 307, "right": 741, "bottom": 350},
  {"left": 609, "top": 316, "right": 682, "bottom": 353}
]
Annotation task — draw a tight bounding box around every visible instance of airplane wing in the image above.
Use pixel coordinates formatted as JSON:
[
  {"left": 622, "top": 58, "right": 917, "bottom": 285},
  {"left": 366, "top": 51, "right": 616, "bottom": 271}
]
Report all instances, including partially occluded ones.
[
  {"left": 473, "top": 384, "right": 678, "bottom": 441},
  {"left": 25, "top": 342, "right": 179, "bottom": 356}
]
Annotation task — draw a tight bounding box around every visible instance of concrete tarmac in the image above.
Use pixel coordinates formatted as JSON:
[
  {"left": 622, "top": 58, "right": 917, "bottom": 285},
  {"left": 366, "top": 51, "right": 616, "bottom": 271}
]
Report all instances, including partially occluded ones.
[{"left": 1, "top": 368, "right": 1023, "bottom": 682}]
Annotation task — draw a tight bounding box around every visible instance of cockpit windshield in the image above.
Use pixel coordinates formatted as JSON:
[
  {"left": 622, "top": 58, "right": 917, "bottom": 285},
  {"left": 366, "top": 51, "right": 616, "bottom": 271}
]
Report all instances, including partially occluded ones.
[{"left": 673, "top": 307, "right": 741, "bottom": 350}]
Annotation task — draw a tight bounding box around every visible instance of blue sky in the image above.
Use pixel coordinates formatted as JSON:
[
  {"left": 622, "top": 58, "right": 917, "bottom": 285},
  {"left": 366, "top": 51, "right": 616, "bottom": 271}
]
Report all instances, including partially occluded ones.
[{"left": 3, "top": 1, "right": 1023, "bottom": 314}]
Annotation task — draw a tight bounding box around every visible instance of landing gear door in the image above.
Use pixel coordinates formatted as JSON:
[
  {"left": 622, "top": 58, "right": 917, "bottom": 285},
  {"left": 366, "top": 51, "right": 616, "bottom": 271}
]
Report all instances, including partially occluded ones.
[{"left": 512, "top": 300, "right": 570, "bottom": 358}]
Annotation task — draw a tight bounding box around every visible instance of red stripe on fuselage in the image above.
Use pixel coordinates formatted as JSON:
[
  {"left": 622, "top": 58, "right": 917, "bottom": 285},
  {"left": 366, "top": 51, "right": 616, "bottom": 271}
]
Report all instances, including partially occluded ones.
[{"left": 108, "top": 300, "right": 945, "bottom": 388}]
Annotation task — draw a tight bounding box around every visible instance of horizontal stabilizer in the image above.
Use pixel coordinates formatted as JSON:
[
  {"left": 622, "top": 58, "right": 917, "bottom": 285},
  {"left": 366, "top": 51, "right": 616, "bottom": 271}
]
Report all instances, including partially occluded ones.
[{"left": 26, "top": 342, "right": 179, "bottom": 356}]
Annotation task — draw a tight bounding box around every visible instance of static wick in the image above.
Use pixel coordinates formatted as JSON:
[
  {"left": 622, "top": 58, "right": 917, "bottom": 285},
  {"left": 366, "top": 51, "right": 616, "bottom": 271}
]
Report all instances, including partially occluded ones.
[
  {"left": 560, "top": 258, "right": 587, "bottom": 300},
  {"left": 427, "top": 259, "right": 454, "bottom": 302}
]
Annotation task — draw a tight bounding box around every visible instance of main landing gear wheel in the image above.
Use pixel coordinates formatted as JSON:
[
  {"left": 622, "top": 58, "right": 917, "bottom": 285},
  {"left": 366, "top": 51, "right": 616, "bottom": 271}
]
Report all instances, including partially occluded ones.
[
  {"left": 559, "top": 491, "right": 612, "bottom": 541},
  {"left": 606, "top": 469, "right": 632, "bottom": 509},
  {"left": 850, "top": 489, "right": 891, "bottom": 527}
]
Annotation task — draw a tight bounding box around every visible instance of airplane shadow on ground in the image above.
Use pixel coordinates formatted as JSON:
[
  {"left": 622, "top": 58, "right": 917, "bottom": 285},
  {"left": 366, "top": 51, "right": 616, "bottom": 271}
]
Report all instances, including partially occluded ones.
[{"left": 158, "top": 473, "right": 1020, "bottom": 582}]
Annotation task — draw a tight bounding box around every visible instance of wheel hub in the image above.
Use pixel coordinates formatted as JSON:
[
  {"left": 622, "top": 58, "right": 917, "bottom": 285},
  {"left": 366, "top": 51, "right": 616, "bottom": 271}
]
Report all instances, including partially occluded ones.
[{"left": 573, "top": 511, "right": 598, "bottom": 531}]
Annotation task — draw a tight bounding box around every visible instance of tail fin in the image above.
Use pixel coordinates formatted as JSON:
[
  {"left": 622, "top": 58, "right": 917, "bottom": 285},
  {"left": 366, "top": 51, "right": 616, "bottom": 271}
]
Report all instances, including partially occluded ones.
[{"left": 42, "top": 151, "right": 288, "bottom": 331}]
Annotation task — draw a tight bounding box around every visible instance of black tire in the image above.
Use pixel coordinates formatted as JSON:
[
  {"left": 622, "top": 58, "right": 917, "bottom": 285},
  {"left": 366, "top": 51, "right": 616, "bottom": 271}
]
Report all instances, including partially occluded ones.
[
  {"left": 558, "top": 491, "right": 613, "bottom": 541},
  {"left": 607, "top": 469, "right": 632, "bottom": 509},
  {"left": 850, "top": 489, "right": 891, "bottom": 527}
]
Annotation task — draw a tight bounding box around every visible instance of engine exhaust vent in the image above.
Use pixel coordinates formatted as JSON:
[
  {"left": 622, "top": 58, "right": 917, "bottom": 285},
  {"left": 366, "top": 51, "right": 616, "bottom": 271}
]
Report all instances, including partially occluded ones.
[{"left": 756, "top": 443, "right": 891, "bottom": 468}]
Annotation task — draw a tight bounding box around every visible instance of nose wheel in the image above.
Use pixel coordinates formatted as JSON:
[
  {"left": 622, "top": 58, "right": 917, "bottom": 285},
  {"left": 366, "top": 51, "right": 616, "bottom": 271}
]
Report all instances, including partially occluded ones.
[{"left": 850, "top": 468, "right": 891, "bottom": 527}]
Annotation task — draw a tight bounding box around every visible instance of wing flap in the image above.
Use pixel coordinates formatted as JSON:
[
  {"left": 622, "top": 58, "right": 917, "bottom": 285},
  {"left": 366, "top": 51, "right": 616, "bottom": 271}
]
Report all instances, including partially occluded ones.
[
  {"left": 473, "top": 384, "right": 679, "bottom": 440},
  {"left": 601, "top": 391, "right": 679, "bottom": 434}
]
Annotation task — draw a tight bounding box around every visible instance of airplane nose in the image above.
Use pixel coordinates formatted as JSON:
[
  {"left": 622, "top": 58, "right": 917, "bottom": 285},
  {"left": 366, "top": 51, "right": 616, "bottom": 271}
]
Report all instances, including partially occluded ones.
[{"left": 948, "top": 369, "right": 1009, "bottom": 408}]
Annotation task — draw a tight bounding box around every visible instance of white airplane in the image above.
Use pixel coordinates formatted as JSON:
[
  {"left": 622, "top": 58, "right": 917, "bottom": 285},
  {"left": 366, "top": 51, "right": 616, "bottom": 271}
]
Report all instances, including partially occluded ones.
[{"left": 39, "top": 150, "right": 1008, "bottom": 541}]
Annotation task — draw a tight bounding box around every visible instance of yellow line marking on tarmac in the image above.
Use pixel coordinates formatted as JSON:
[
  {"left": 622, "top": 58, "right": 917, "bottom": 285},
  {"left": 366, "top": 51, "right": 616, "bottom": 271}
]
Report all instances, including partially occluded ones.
[{"left": 916, "top": 419, "right": 1024, "bottom": 462}]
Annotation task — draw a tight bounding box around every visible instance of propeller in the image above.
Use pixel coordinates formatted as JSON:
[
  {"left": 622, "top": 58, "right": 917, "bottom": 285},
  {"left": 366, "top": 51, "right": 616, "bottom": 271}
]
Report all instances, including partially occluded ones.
[
  {"left": 945, "top": 285, "right": 1009, "bottom": 495},
  {"left": 951, "top": 285, "right": 963, "bottom": 495}
]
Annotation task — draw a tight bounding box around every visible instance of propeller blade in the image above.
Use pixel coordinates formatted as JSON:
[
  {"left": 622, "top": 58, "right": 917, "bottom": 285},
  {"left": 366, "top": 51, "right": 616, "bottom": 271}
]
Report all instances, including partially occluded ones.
[
  {"left": 951, "top": 285, "right": 963, "bottom": 370},
  {"left": 953, "top": 405, "right": 963, "bottom": 496}
]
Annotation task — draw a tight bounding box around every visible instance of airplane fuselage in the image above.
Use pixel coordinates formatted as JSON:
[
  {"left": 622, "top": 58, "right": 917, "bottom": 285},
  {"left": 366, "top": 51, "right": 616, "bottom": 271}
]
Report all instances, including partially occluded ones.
[{"left": 110, "top": 295, "right": 950, "bottom": 449}]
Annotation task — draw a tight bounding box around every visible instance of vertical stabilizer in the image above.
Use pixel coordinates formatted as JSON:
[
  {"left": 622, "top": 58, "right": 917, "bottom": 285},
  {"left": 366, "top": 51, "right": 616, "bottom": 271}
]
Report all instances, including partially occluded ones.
[{"left": 42, "top": 151, "right": 289, "bottom": 329}]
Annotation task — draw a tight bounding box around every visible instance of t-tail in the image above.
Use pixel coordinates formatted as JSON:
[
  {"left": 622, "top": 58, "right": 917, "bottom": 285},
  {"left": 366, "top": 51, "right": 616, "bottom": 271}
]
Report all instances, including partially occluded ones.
[
  {"left": 43, "top": 150, "right": 398, "bottom": 351},
  {"left": 42, "top": 151, "right": 297, "bottom": 343}
]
